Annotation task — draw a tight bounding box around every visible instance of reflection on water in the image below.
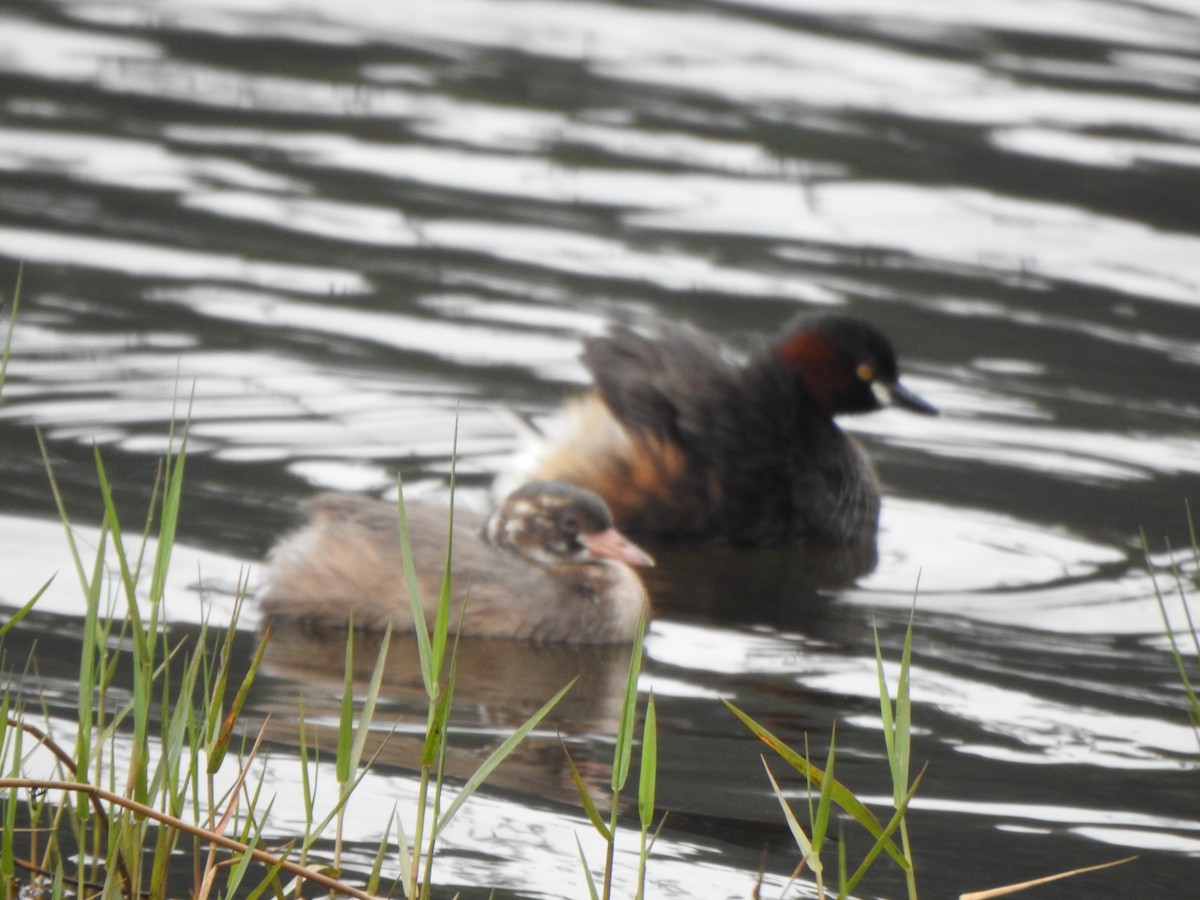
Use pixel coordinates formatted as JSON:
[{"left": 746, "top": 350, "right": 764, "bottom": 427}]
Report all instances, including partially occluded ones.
[
  {"left": 2, "top": 0, "right": 1199, "bottom": 896},
  {"left": 257, "top": 624, "right": 635, "bottom": 805}
]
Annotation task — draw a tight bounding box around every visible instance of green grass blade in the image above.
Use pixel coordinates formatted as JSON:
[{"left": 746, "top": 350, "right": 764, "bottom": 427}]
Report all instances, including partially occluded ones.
[
  {"left": 0, "top": 575, "right": 54, "bottom": 637},
  {"left": 841, "top": 767, "right": 926, "bottom": 895},
  {"left": 724, "top": 699, "right": 908, "bottom": 870},
  {"left": 421, "top": 671, "right": 454, "bottom": 768},
  {"left": 147, "top": 407, "right": 190, "bottom": 609},
  {"left": 0, "top": 260, "right": 22, "bottom": 397},
  {"left": 349, "top": 622, "right": 394, "bottom": 774},
  {"left": 1144, "top": 529, "right": 1200, "bottom": 746},
  {"left": 873, "top": 624, "right": 896, "bottom": 765},
  {"left": 575, "top": 834, "right": 601, "bottom": 900},
  {"left": 92, "top": 445, "right": 144, "bottom": 640},
  {"left": 612, "top": 612, "right": 647, "bottom": 793},
  {"left": 366, "top": 807, "right": 396, "bottom": 896},
  {"left": 637, "top": 693, "right": 657, "bottom": 831},
  {"left": 209, "top": 625, "right": 271, "bottom": 774},
  {"left": 434, "top": 676, "right": 576, "bottom": 837},
  {"left": 2, "top": 729, "right": 20, "bottom": 883},
  {"left": 37, "top": 429, "right": 91, "bottom": 594},
  {"left": 810, "top": 727, "right": 837, "bottom": 852},
  {"left": 77, "top": 526, "right": 109, "bottom": 787},
  {"left": 761, "top": 758, "right": 816, "bottom": 867},
  {"left": 560, "top": 739, "right": 611, "bottom": 840},
  {"left": 874, "top": 604, "right": 916, "bottom": 807},
  {"left": 223, "top": 798, "right": 274, "bottom": 897},
  {"left": 431, "top": 421, "right": 461, "bottom": 682},
  {"left": 394, "top": 809, "right": 413, "bottom": 899},
  {"left": 336, "top": 628, "right": 356, "bottom": 785},
  {"left": 894, "top": 601, "right": 916, "bottom": 799},
  {"left": 396, "top": 479, "right": 435, "bottom": 696}
]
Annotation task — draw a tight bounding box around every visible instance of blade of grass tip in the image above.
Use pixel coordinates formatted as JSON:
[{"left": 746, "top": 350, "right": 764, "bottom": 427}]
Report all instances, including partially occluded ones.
[
  {"left": 575, "top": 833, "right": 601, "bottom": 900},
  {"left": 208, "top": 627, "right": 272, "bottom": 774},
  {"left": 431, "top": 420, "right": 461, "bottom": 681},
  {"left": 428, "top": 623, "right": 464, "bottom": 841},
  {"left": 894, "top": 591, "right": 917, "bottom": 796},
  {"left": 298, "top": 695, "right": 316, "bottom": 834},
  {"left": 1143, "top": 532, "right": 1200, "bottom": 746},
  {"left": 148, "top": 402, "right": 191, "bottom": 609},
  {"left": 394, "top": 809, "right": 413, "bottom": 899},
  {"left": 873, "top": 622, "right": 897, "bottom": 773},
  {"left": 1187, "top": 499, "right": 1199, "bottom": 565},
  {"left": 875, "top": 609, "right": 916, "bottom": 811},
  {"left": 810, "top": 727, "right": 836, "bottom": 853},
  {"left": 1164, "top": 535, "right": 1200, "bottom": 661},
  {"left": 76, "top": 525, "right": 109, "bottom": 786},
  {"left": 613, "top": 611, "right": 648, "bottom": 794},
  {"left": 761, "top": 757, "right": 816, "bottom": 868},
  {"left": 336, "top": 627, "right": 356, "bottom": 786},
  {"left": 724, "top": 700, "right": 908, "bottom": 870},
  {"left": 396, "top": 477, "right": 435, "bottom": 696},
  {"left": 93, "top": 445, "right": 144, "bottom": 637},
  {"left": 349, "top": 622, "right": 394, "bottom": 774},
  {"left": 433, "top": 676, "right": 577, "bottom": 838},
  {"left": 0, "top": 260, "right": 22, "bottom": 396},
  {"left": 366, "top": 806, "right": 396, "bottom": 896},
  {"left": 0, "top": 575, "right": 54, "bottom": 637},
  {"left": 646, "top": 809, "right": 669, "bottom": 856},
  {"left": 637, "top": 693, "right": 657, "bottom": 833},
  {"left": 560, "top": 736, "right": 611, "bottom": 840},
  {"left": 36, "top": 428, "right": 91, "bottom": 594},
  {"left": 130, "top": 458, "right": 163, "bottom": 593}
]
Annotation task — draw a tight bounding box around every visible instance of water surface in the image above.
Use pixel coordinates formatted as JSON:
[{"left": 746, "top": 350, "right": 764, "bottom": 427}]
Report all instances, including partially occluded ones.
[{"left": 1, "top": 0, "right": 1198, "bottom": 897}]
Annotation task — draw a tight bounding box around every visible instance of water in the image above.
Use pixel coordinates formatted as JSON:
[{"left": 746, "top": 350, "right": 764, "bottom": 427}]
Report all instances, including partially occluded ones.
[{"left": 1, "top": 0, "right": 1199, "bottom": 896}]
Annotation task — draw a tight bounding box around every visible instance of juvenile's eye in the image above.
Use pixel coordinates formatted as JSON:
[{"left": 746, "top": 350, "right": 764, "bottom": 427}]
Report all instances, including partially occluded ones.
[{"left": 559, "top": 514, "right": 579, "bottom": 533}]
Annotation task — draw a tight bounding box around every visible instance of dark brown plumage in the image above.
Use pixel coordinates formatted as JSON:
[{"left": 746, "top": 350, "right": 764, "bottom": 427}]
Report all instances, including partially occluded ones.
[
  {"left": 259, "top": 480, "right": 653, "bottom": 643},
  {"left": 528, "top": 314, "right": 936, "bottom": 549}
]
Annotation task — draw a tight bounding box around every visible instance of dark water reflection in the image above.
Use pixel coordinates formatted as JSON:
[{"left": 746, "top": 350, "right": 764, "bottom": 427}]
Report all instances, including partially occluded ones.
[{"left": 2, "top": 0, "right": 1200, "bottom": 896}]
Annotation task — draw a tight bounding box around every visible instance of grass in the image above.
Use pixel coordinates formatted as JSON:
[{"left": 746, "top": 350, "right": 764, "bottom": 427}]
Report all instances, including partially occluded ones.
[
  {"left": 0, "top": 261, "right": 19, "bottom": 399},
  {"left": 725, "top": 607, "right": 920, "bottom": 900},
  {"left": 562, "top": 613, "right": 660, "bottom": 900},
  {"left": 1145, "top": 505, "right": 1200, "bottom": 750}
]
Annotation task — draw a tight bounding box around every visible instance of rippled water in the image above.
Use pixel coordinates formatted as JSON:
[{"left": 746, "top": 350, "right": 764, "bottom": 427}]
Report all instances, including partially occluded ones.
[{"left": 2, "top": 0, "right": 1199, "bottom": 897}]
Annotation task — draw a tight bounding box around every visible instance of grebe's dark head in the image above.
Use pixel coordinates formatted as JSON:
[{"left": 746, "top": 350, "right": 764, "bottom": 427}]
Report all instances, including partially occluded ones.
[{"left": 774, "top": 314, "right": 937, "bottom": 418}]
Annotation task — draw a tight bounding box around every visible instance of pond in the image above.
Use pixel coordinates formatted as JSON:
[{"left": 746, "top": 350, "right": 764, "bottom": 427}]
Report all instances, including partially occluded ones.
[{"left": 1, "top": 0, "right": 1198, "bottom": 897}]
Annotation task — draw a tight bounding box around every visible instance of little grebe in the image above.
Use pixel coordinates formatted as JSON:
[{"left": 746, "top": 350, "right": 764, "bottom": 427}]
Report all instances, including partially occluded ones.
[
  {"left": 259, "top": 480, "right": 653, "bottom": 643},
  {"left": 525, "top": 314, "right": 937, "bottom": 549}
]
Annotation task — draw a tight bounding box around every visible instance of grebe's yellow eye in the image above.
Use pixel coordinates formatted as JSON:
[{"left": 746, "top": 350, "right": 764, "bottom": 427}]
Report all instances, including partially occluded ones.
[{"left": 856, "top": 363, "right": 875, "bottom": 383}]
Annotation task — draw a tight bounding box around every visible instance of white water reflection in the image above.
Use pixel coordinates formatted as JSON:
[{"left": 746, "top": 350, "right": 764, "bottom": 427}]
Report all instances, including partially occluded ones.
[
  {"left": 162, "top": 125, "right": 1200, "bottom": 306},
  {"left": 0, "top": 128, "right": 301, "bottom": 194},
  {"left": 0, "top": 228, "right": 365, "bottom": 293},
  {"left": 818, "top": 662, "right": 1196, "bottom": 768}
]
